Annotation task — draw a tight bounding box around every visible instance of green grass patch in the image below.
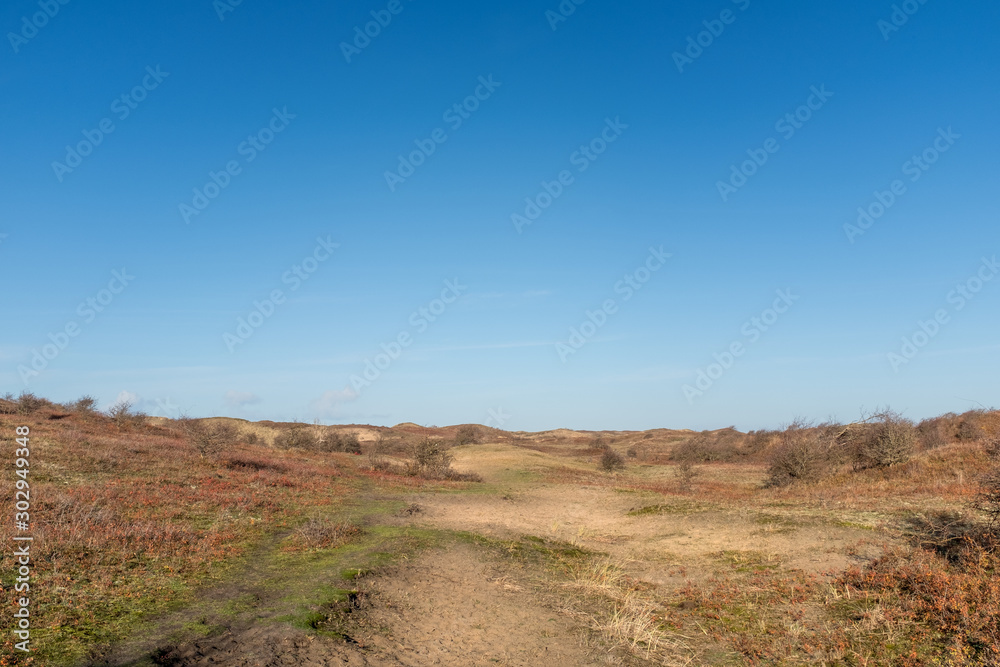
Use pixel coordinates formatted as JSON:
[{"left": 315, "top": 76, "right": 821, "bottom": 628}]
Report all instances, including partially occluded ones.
[
  {"left": 221, "top": 593, "right": 261, "bottom": 617},
  {"left": 458, "top": 531, "right": 595, "bottom": 569},
  {"left": 627, "top": 500, "right": 713, "bottom": 516}
]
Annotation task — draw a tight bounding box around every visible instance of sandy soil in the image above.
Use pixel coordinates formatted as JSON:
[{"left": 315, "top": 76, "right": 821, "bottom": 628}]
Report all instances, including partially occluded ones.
[
  {"left": 140, "top": 544, "right": 600, "bottom": 667},
  {"left": 401, "top": 483, "right": 865, "bottom": 579},
  {"left": 107, "top": 443, "right": 875, "bottom": 666},
  {"left": 345, "top": 544, "right": 601, "bottom": 666}
]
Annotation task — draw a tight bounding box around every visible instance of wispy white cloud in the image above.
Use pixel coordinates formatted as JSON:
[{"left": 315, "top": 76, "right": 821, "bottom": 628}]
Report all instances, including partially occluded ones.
[
  {"left": 106, "top": 390, "right": 139, "bottom": 410},
  {"left": 311, "top": 388, "right": 360, "bottom": 418},
  {"left": 225, "top": 390, "right": 261, "bottom": 408}
]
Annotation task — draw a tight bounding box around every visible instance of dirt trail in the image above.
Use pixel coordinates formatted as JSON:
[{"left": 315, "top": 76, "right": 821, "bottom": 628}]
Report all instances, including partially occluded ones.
[
  {"left": 346, "top": 544, "right": 600, "bottom": 666},
  {"left": 111, "top": 544, "right": 599, "bottom": 667},
  {"left": 407, "top": 446, "right": 869, "bottom": 580},
  {"left": 403, "top": 483, "right": 861, "bottom": 577},
  {"left": 102, "top": 444, "right": 871, "bottom": 666}
]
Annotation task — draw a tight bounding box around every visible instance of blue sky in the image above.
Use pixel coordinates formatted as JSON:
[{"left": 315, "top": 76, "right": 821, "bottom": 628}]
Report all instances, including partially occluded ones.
[{"left": 2, "top": 0, "right": 998, "bottom": 431}]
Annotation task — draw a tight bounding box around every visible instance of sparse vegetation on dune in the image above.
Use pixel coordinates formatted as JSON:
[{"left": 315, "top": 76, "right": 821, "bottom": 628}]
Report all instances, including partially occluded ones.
[{"left": 2, "top": 398, "right": 999, "bottom": 665}]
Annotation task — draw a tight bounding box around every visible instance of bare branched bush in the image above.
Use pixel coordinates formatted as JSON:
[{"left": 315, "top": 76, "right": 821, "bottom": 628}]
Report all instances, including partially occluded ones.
[
  {"left": 107, "top": 400, "right": 147, "bottom": 430},
  {"left": 743, "top": 429, "right": 780, "bottom": 457},
  {"left": 454, "top": 424, "right": 482, "bottom": 446},
  {"left": 985, "top": 437, "right": 1000, "bottom": 461},
  {"left": 972, "top": 467, "right": 1000, "bottom": 529},
  {"left": 408, "top": 438, "right": 453, "bottom": 477},
  {"left": 956, "top": 410, "right": 987, "bottom": 442},
  {"left": 72, "top": 395, "right": 99, "bottom": 414},
  {"left": 916, "top": 416, "right": 949, "bottom": 450},
  {"left": 401, "top": 438, "right": 482, "bottom": 481},
  {"left": 765, "top": 420, "right": 830, "bottom": 488},
  {"left": 600, "top": 449, "right": 626, "bottom": 472},
  {"left": 671, "top": 428, "right": 744, "bottom": 463},
  {"left": 273, "top": 424, "right": 318, "bottom": 450},
  {"left": 367, "top": 433, "right": 390, "bottom": 471},
  {"left": 847, "top": 409, "right": 915, "bottom": 471},
  {"left": 322, "top": 430, "right": 362, "bottom": 454},
  {"left": 13, "top": 392, "right": 50, "bottom": 415},
  {"left": 180, "top": 419, "right": 240, "bottom": 457},
  {"left": 675, "top": 460, "right": 699, "bottom": 492}
]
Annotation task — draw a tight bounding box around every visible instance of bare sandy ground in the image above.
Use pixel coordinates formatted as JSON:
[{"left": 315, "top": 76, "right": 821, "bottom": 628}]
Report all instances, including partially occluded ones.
[
  {"left": 346, "top": 544, "right": 601, "bottom": 666},
  {"left": 143, "top": 544, "right": 601, "bottom": 667},
  {"left": 123, "top": 443, "right": 875, "bottom": 666}
]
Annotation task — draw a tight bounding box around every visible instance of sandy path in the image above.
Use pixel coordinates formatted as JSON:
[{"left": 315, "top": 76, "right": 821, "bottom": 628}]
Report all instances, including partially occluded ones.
[
  {"left": 348, "top": 544, "right": 600, "bottom": 666},
  {"left": 144, "top": 543, "right": 599, "bottom": 667},
  {"left": 403, "top": 481, "right": 865, "bottom": 580}
]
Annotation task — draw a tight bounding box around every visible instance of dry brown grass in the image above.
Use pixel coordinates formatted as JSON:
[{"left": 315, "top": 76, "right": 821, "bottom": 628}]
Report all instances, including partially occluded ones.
[
  {"left": 565, "top": 558, "right": 692, "bottom": 663},
  {"left": 5, "top": 400, "right": 1000, "bottom": 665}
]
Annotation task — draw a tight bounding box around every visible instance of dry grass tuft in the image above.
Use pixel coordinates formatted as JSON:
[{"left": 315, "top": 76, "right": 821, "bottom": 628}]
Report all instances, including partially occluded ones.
[{"left": 565, "top": 558, "right": 692, "bottom": 663}]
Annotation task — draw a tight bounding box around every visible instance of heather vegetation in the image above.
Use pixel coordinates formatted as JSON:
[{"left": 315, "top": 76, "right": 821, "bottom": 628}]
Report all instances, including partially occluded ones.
[{"left": 2, "top": 396, "right": 999, "bottom": 665}]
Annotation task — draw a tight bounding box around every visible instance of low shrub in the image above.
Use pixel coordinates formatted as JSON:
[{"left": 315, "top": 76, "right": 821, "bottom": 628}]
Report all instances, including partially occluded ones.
[
  {"left": 838, "top": 523, "right": 1000, "bottom": 662},
  {"left": 743, "top": 429, "right": 780, "bottom": 457},
  {"left": 323, "top": 430, "right": 362, "bottom": 454},
  {"left": 274, "top": 424, "right": 319, "bottom": 450},
  {"left": 600, "top": 449, "right": 626, "bottom": 472},
  {"left": 675, "top": 460, "right": 699, "bottom": 492},
  {"left": 7, "top": 391, "right": 52, "bottom": 415},
  {"left": 765, "top": 421, "right": 830, "bottom": 487},
  {"left": 956, "top": 410, "right": 988, "bottom": 442},
  {"left": 671, "top": 428, "right": 745, "bottom": 463},
  {"left": 222, "top": 455, "right": 289, "bottom": 474},
  {"left": 846, "top": 409, "right": 915, "bottom": 471},
  {"left": 70, "top": 395, "right": 99, "bottom": 414},
  {"left": 409, "top": 438, "right": 453, "bottom": 477},
  {"left": 972, "top": 466, "right": 1000, "bottom": 529},
  {"left": 383, "top": 438, "right": 484, "bottom": 482},
  {"left": 454, "top": 425, "right": 482, "bottom": 446},
  {"left": 180, "top": 419, "right": 241, "bottom": 457},
  {"left": 917, "top": 416, "right": 950, "bottom": 450},
  {"left": 107, "top": 399, "right": 147, "bottom": 430}
]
